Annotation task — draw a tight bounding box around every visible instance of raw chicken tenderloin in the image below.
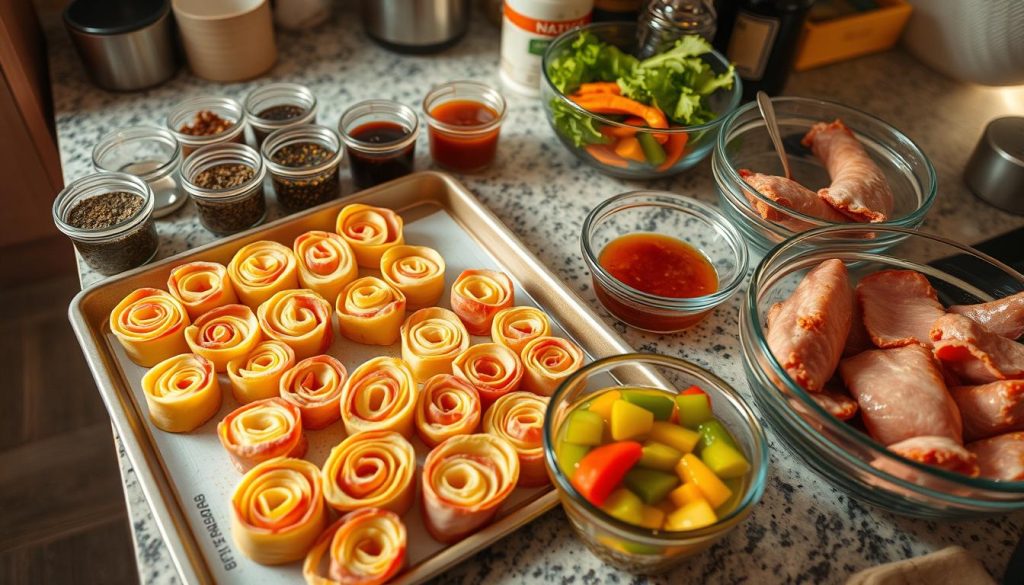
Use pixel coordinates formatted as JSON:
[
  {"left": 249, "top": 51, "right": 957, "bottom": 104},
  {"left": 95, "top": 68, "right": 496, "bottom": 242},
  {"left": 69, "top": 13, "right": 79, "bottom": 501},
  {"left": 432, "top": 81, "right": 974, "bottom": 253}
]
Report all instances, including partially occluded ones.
[
  {"left": 887, "top": 436, "right": 980, "bottom": 477},
  {"left": 951, "top": 380, "right": 1024, "bottom": 442},
  {"left": 839, "top": 344, "right": 963, "bottom": 445},
  {"left": 766, "top": 259, "right": 853, "bottom": 392},
  {"left": 930, "top": 313, "right": 1024, "bottom": 383},
  {"left": 967, "top": 432, "right": 1024, "bottom": 481},
  {"left": 950, "top": 291, "right": 1024, "bottom": 340},
  {"left": 857, "top": 269, "right": 945, "bottom": 348},
  {"left": 802, "top": 119, "right": 895, "bottom": 223},
  {"left": 739, "top": 170, "right": 848, "bottom": 223}
]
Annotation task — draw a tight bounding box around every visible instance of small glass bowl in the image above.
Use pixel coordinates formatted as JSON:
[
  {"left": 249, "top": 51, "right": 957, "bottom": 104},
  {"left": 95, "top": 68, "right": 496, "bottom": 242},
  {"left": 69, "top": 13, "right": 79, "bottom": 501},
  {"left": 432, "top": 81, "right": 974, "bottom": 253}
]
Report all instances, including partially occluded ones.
[
  {"left": 181, "top": 143, "right": 267, "bottom": 236},
  {"left": 167, "top": 95, "right": 247, "bottom": 157},
  {"left": 339, "top": 99, "right": 420, "bottom": 190},
  {"left": 581, "top": 191, "right": 748, "bottom": 333},
  {"left": 422, "top": 80, "right": 507, "bottom": 173},
  {"left": 543, "top": 353, "right": 768, "bottom": 573},
  {"left": 262, "top": 124, "right": 344, "bottom": 212},
  {"left": 244, "top": 83, "right": 318, "bottom": 146},
  {"left": 92, "top": 126, "right": 185, "bottom": 218}
]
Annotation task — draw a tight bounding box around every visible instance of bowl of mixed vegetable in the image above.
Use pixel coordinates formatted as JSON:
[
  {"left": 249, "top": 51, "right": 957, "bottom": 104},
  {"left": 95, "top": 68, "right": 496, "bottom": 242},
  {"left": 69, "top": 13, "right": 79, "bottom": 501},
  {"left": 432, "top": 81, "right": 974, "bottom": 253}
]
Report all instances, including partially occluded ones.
[{"left": 541, "top": 23, "right": 741, "bottom": 179}]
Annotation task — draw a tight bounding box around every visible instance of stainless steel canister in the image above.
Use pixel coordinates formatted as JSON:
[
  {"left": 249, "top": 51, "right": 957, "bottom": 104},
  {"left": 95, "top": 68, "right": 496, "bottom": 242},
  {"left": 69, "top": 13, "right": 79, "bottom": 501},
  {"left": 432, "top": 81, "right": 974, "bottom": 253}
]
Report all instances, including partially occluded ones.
[
  {"left": 964, "top": 116, "right": 1024, "bottom": 215},
  {"left": 361, "top": 0, "right": 470, "bottom": 53}
]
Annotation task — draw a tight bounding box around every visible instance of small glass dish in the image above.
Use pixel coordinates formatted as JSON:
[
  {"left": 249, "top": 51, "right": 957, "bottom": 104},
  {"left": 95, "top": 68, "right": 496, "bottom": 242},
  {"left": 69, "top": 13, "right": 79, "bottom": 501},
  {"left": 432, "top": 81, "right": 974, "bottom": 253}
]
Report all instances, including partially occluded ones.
[
  {"left": 581, "top": 191, "right": 748, "bottom": 333},
  {"left": 244, "top": 83, "right": 318, "bottom": 147},
  {"left": 262, "top": 124, "right": 343, "bottom": 212},
  {"left": 338, "top": 99, "right": 419, "bottom": 190},
  {"left": 422, "top": 80, "right": 507, "bottom": 173},
  {"left": 181, "top": 143, "right": 267, "bottom": 236},
  {"left": 92, "top": 126, "right": 185, "bottom": 218},
  {"left": 167, "top": 95, "right": 247, "bottom": 157},
  {"left": 543, "top": 353, "right": 768, "bottom": 574}
]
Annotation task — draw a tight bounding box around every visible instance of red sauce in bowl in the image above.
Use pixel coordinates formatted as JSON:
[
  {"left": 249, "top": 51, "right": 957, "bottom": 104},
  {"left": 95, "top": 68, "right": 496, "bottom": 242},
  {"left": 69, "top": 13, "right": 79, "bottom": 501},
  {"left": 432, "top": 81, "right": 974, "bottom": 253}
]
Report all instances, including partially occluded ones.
[{"left": 427, "top": 100, "right": 501, "bottom": 172}]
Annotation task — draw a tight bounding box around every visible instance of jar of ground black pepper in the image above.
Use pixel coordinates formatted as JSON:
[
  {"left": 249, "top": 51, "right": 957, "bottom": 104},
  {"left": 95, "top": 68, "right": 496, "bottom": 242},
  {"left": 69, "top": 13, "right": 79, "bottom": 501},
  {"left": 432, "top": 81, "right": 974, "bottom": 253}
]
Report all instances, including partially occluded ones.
[
  {"left": 167, "top": 95, "right": 246, "bottom": 157},
  {"left": 244, "top": 83, "right": 318, "bottom": 147},
  {"left": 181, "top": 143, "right": 267, "bottom": 235},
  {"left": 92, "top": 126, "right": 184, "bottom": 218},
  {"left": 262, "top": 124, "right": 343, "bottom": 212},
  {"left": 52, "top": 172, "right": 159, "bottom": 275}
]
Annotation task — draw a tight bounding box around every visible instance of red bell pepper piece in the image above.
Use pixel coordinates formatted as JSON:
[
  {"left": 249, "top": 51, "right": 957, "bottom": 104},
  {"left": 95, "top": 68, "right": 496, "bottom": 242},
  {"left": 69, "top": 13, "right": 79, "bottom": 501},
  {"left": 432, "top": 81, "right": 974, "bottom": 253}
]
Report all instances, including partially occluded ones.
[
  {"left": 571, "top": 441, "right": 642, "bottom": 506},
  {"left": 681, "top": 385, "right": 706, "bottom": 396}
]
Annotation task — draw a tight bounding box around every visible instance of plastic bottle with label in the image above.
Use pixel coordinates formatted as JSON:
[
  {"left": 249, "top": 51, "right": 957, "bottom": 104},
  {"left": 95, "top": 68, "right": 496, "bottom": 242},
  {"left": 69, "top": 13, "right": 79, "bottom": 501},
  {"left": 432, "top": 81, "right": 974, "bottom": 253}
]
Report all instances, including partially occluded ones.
[{"left": 500, "top": 0, "right": 594, "bottom": 96}]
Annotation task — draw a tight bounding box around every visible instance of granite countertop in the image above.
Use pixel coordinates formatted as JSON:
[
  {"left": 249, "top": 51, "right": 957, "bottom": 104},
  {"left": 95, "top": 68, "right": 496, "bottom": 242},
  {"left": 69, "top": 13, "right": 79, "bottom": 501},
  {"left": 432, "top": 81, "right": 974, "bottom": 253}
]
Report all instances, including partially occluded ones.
[{"left": 49, "top": 6, "right": 1024, "bottom": 585}]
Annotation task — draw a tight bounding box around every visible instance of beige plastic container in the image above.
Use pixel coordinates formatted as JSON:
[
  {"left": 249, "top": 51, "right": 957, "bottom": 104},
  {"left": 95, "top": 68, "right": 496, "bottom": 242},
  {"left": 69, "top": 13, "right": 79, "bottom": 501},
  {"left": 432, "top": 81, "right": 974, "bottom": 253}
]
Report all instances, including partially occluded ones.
[{"left": 171, "top": 0, "right": 277, "bottom": 82}]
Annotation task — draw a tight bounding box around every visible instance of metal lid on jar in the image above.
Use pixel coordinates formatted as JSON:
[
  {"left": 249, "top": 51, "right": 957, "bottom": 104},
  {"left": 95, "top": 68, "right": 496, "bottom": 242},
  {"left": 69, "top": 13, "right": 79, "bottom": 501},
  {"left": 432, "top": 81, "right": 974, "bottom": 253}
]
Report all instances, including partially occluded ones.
[
  {"left": 964, "top": 116, "right": 1024, "bottom": 216},
  {"left": 64, "top": 0, "right": 169, "bottom": 35}
]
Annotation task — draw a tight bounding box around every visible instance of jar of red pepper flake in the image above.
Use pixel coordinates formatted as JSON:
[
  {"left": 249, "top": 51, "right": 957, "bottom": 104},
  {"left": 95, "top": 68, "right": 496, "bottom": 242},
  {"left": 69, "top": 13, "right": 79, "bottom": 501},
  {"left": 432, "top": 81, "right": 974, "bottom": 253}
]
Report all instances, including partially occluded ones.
[
  {"left": 262, "top": 124, "right": 343, "bottom": 212},
  {"left": 166, "top": 96, "right": 247, "bottom": 157}
]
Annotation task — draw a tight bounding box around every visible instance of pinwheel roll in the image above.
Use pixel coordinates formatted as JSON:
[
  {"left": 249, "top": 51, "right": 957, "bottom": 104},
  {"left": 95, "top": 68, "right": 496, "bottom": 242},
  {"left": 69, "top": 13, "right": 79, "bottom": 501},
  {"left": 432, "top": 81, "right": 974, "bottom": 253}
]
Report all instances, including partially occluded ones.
[
  {"left": 321, "top": 430, "right": 416, "bottom": 515},
  {"left": 218, "top": 397, "right": 307, "bottom": 472},
  {"left": 483, "top": 391, "right": 549, "bottom": 487},
  {"left": 141, "top": 353, "right": 221, "bottom": 433},
  {"left": 380, "top": 245, "right": 446, "bottom": 307},
  {"left": 335, "top": 204, "right": 404, "bottom": 268},
  {"left": 336, "top": 277, "right": 407, "bottom": 346},
  {"left": 401, "top": 308, "right": 470, "bottom": 382},
  {"left": 490, "top": 306, "right": 551, "bottom": 354},
  {"left": 257, "top": 289, "right": 334, "bottom": 359},
  {"left": 228, "top": 240, "right": 299, "bottom": 308},
  {"left": 231, "top": 457, "right": 326, "bottom": 565},
  {"left": 293, "top": 230, "right": 358, "bottom": 304},
  {"left": 303, "top": 509, "right": 406, "bottom": 585},
  {"left": 420, "top": 434, "right": 520, "bottom": 543},
  {"left": 109, "top": 288, "right": 190, "bottom": 367},
  {"left": 280, "top": 355, "right": 348, "bottom": 430},
  {"left": 519, "top": 336, "right": 585, "bottom": 396},
  {"left": 184, "top": 304, "right": 262, "bottom": 372},
  {"left": 340, "top": 357, "right": 418, "bottom": 438},
  {"left": 227, "top": 340, "right": 297, "bottom": 404},
  {"left": 452, "top": 343, "right": 524, "bottom": 408},
  {"left": 166, "top": 261, "right": 238, "bottom": 320},
  {"left": 450, "top": 269, "right": 514, "bottom": 335},
  {"left": 415, "top": 374, "right": 482, "bottom": 448}
]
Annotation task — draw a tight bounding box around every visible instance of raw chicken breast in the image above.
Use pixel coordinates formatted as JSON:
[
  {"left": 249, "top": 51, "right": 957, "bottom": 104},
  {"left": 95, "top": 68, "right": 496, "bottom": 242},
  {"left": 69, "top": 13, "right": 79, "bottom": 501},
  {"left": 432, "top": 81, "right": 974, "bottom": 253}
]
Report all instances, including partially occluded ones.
[
  {"left": 809, "top": 385, "right": 859, "bottom": 421},
  {"left": 930, "top": 313, "right": 1024, "bottom": 383},
  {"left": 740, "top": 170, "right": 849, "bottom": 224},
  {"left": 950, "top": 291, "right": 1024, "bottom": 340},
  {"left": 887, "top": 436, "right": 980, "bottom": 477},
  {"left": 843, "top": 300, "right": 873, "bottom": 357},
  {"left": 951, "top": 380, "right": 1024, "bottom": 442},
  {"left": 857, "top": 270, "right": 945, "bottom": 348},
  {"left": 967, "top": 432, "right": 1024, "bottom": 481}
]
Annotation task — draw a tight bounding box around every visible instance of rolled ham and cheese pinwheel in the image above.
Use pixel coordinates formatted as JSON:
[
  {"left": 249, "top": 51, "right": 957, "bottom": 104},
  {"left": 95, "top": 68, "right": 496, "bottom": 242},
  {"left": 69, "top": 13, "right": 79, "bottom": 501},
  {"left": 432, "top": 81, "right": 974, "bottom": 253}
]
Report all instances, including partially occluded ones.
[
  {"left": 228, "top": 240, "right": 299, "bottom": 308},
  {"left": 257, "top": 289, "right": 334, "bottom": 359},
  {"left": 400, "top": 307, "right": 470, "bottom": 382},
  {"left": 293, "top": 230, "right": 358, "bottom": 304},
  {"left": 452, "top": 343, "right": 524, "bottom": 408},
  {"left": 340, "top": 357, "right": 418, "bottom": 438},
  {"left": 415, "top": 374, "right": 482, "bottom": 448},
  {"left": 218, "top": 397, "right": 307, "bottom": 472},
  {"left": 336, "top": 277, "right": 407, "bottom": 346},
  {"left": 450, "top": 269, "right": 514, "bottom": 335},
  {"left": 303, "top": 508, "right": 407, "bottom": 585},
  {"left": 321, "top": 430, "right": 416, "bottom": 515},
  {"left": 519, "top": 336, "right": 585, "bottom": 396},
  {"left": 184, "top": 304, "right": 262, "bottom": 372},
  {"left": 166, "top": 261, "right": 238, "bottom": 320},
  {"left": 490, "top": 306, "right": 551, "bottom": 354},
  {"left": 483, "top": 391, "right": 549, "bottom": 487},
  {"left": 110, "top": 288, "right": 190, "bottom": 367},
  {"left": 231, "top": 457, "right": 326, "bottom": 565},
  {"left": 227, "top": 340, "right": 296, "bottom": 404},
  {"left": 141, "top": 353, "right": 221, "bottom": 433},
  {"left": 380, "top": 245, "right": 446, "bottom": 307},
  {"left": 420, "top": 434, "right": 520, "bottom": 543},
  {"left": 280, "top": 355, "right": 348, "bottom": 430},
  {"left": 335, "top": 204, "right": 404, "bottom": 268}
]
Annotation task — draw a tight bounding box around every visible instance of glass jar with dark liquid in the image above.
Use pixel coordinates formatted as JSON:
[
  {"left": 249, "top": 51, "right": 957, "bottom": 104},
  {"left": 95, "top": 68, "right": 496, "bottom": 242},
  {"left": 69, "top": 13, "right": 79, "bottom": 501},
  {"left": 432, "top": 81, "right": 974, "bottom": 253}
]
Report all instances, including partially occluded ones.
[{"left": 338, "top": 100, "right": 419, "bottom": 190}]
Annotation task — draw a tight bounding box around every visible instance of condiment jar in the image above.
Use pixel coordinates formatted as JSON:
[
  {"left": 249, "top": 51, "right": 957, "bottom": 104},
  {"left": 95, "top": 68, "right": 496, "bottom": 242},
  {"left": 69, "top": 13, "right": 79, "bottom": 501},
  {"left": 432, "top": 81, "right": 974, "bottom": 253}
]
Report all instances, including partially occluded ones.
[
  {"left": 181, "top": 143, "right": 267, "bottom": 235},
  {"left": 636, "top": 0, "right": 717, "bottom": 59},
  {"left": 52, "top": 171, "right": 159, "bottom": 275},
  {"left": 92, "top": 126, "right": 185, "bottom": 218},
  {"left": 244, "top": 82, "right": 319, "bottom": 147},
  {"left": 166, "top": 95, "right": 247, "bottom": 157},
  {"left": 423, "top": 80, "right": 507, "bottom": 173},
  {"left": 262, "top": 124, "right": 343, "bottom": 212},
  {"left": 338, "top": 99, "right": 419, "bottom": 190}
]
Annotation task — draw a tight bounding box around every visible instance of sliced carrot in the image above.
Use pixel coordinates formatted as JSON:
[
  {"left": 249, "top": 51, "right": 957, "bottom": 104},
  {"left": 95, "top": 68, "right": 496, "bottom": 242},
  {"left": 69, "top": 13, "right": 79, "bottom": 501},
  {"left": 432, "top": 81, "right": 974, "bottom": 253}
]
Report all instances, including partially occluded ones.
[
  {"left": 614, "top": 136, "right": 646, "bottom": 163},
  {"left": 570, "top": 94, "right": 669, "bottom": 130},
  {"left": 657, "top": 132, "right": 689, "bottom": 171},
  {"left": 575, "top": 82, "right": 621, "bottom": 95},
  {"left": 585, "top": 144, "right": 629, "bottom": 169}
]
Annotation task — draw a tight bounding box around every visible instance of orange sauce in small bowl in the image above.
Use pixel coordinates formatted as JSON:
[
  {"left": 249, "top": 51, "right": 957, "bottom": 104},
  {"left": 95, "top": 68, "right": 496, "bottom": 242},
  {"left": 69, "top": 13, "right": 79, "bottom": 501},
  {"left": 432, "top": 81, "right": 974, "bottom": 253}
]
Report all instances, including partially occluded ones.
[{"left": 427, "top": 100, "right": 501, "bottom": 173}]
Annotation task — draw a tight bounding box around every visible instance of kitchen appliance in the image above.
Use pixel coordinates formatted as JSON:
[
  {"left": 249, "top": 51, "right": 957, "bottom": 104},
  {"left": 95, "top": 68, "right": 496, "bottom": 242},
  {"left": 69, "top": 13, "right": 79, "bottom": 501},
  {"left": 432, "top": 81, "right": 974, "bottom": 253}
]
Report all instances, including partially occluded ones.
[{"left": 361, "top": 0, "right": 470, "bottom": 54}]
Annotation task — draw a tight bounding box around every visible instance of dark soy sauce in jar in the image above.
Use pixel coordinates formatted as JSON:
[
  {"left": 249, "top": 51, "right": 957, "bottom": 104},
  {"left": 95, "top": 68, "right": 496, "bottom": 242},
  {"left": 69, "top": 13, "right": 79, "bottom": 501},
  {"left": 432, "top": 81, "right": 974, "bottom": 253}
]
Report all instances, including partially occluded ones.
[{"left": 346, "top": 121, "right": 415, "bottom": 189}]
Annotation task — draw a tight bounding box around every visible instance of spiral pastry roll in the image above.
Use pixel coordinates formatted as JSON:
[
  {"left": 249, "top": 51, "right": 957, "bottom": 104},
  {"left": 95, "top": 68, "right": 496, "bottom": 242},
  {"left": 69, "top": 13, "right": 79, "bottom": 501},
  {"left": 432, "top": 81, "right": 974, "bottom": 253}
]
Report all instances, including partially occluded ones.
[
  {"left": 257, "top": 289, "right": 334, "bottom": 360},
  {"left": 415, "top": 374, "right": 482, "bottom": 448},
  {"left": 166, "top": 261, "right": 237, "bottom": 320},
  {"left": 336, "top": 277, "right": 407, "bottom": 346},
  {"left": 400, "top": 308, "right": 470, "bottom": 382},
  {"left": 294, "top": 230, "right": 358, "bottom": 304},
  {"left": 340, "top": 357, "right": 418, "bottom": 438},
  {"left": 335, "top": 204, "right": 404, "bottom": 268},
  {"left": 452, "top": 343, "right": 524, "bottom": 408},
  {"left": 228, "top": 240, "right": 299, "bottom": 308},
  {"left": 218, "top": 397, "right": 307, "bottom": 472},
  {"left": 227, "top": 340, "right": 296, "bottom": 404},
  {"left": 280, "top": 355, "right": 348, "bottom": 430},
  {"left": 450, "top": 269, "right": 514, "bottom": 335},
  {"left": 483, "top": 391, "right": 549, "bottom": 487},
  {"left": 321, "top": 430, "right": 416, "bottom": 515},
  {"left": 110, "top": 288, "right": 190, "bottom": 367},
  {"left": 303, "top": 509, "right": 406, "bottom": 585},
  {"left": 491, "top": 306, "right": 551, "bottom": 354},
  {"left": 520, "top": 336, "right": 585, "bottom": 397},
  {"left": 231, "top": 457, "right": 326, "bottom": 565},
  {"left": 184, "top": 304, "right": 262, "bottom": 372},
  {"left": 421, "top": 434, "right": 520, "bottom": 543},
  {"left": 380, "top": 245, "right": 446, "bottom": 307},
  {"left": 141, "top": 353, "right": 221, "bottom": 433}
]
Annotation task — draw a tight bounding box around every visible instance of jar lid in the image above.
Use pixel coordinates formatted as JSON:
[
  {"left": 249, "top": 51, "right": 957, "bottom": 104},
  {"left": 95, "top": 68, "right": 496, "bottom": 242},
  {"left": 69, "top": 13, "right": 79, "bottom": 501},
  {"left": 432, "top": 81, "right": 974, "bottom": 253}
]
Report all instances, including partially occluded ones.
[{"left": 64, "top": 0, "right": 169, "bottom": 36}]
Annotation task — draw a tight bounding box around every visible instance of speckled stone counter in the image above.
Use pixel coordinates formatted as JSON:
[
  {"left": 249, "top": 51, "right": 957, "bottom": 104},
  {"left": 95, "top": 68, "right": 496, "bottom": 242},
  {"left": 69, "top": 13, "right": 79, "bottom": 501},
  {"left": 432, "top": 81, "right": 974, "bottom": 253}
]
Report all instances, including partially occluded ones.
[{"left": 49, "top": 7, "right": 1024, "bottom": 585}]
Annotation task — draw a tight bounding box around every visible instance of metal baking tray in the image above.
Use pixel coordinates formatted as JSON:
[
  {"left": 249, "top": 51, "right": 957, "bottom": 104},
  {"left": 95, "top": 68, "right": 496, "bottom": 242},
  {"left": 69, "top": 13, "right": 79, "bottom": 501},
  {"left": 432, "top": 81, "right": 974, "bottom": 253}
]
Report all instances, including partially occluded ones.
[{"left": 70, "top": 172, "right": 633, "bottom": 584}]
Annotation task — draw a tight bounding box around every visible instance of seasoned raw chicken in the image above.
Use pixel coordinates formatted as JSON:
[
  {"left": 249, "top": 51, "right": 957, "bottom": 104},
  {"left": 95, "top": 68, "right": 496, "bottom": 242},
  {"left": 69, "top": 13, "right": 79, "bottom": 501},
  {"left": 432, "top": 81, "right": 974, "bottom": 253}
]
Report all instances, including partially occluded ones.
[
  {"left": 950, "top": 291, "right": 1024, "bottom": 340},
  {"left": 839, "top": 344, "right": 963, "bottom": 445},
  {"left": 809, "top": 385, "right": 859, "bottom": 421},
  {"left": 967, "top": 432, "right": 1024, "bottom": 481},
  {"left": 887, "top": 436, "right": 980, "bottom": 477},
  {"left": 930, "top": 313, "right": 1024, "bottom": 384},
  {"left": 802, "top": 119, "right": 895, "bottom": 223},
  {"left": 857, "top": 270, "right": 945, "bottom": 348},
  {"left": 951, "top": 380, "right": 1024, "bottom": 442},
  {"left": 843, "top": 300, "right": 873, "bottom": 357},
  {"left": 766, "top": 259, "right": 853, "bottom": 392},
  {"left": 739, "top": 170, "right": 848, "bottom": 224}
]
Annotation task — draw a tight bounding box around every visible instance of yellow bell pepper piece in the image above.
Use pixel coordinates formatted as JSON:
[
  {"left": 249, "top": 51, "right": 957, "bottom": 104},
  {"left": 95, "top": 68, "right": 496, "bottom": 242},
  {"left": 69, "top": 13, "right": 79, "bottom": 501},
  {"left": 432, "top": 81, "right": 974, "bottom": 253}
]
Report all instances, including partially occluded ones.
[
  {"left": 587, "top": 390, "right": 621, "bottom": 421},
  {"left": 649, "top": 421, "right": 699, "bottom": 454},
  {"left": 668, "top": 482, "right": 706, "bottom": 508},
  {"left": 675, "top": 453, "right": 732, "bottom": 508},
  {"left": 639, "top": 505, "right": 665, "bottom": 530},
  {"left": 610, "top": 399, "right": 654, "bottom": 441},
  {"left": 665, "top": 499, "right": 717, "bottom": 531}
]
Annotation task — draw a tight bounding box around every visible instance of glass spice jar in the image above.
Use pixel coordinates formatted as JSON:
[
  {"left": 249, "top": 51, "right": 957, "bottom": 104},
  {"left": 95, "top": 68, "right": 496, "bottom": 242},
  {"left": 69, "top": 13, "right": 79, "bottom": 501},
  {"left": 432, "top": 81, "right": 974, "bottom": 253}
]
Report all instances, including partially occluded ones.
[
  {"left": 181, "top": 143, "right": 267, "bottom": 236},
  {"left": 338, "top": 99, "right": 419, "bottom": 190},
  {"left": 167, "top": 96, "right": 247, "bottom": 158},
  {"left": 52, "top": 172, "right": 159, "bottom": 275},
  {"left": 244, "top": 83, "right": 319, "bottom": 147},
  {"left": 262, "top": 124, "right": 343, "bottom": 212},
  {"left": 92, "top": 126, "right": 185, "bottom": 218}
]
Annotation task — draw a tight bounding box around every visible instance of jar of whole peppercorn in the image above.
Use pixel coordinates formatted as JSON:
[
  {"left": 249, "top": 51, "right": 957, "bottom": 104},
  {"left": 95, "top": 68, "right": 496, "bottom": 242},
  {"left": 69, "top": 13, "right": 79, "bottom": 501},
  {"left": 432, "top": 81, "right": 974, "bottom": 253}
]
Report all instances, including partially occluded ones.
[
  {"left": 262, "top": 124, "right": 343, "bottom": 213},
  {"left": 244, "top": 83, "right": 318, "bottom": 147},
  {"left": 166, "top": 96, "right": 247, "bottom": 157},
  {"left": 181, "top": 143, "right": 267, "bottom": 236},
  {"left": 52, "top": 172, "right": 159, "bottom": 275}
]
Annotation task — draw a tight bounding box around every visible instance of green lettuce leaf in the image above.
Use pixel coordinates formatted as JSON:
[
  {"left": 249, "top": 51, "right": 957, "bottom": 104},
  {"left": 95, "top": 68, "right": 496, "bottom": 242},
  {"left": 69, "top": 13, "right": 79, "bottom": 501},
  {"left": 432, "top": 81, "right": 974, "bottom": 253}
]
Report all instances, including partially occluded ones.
[
  {"left": 547, "top": 31, "right": 637, "bottom": 94},
  {"left": 550, "top": 99, "right": 608, "bottom": 148}
]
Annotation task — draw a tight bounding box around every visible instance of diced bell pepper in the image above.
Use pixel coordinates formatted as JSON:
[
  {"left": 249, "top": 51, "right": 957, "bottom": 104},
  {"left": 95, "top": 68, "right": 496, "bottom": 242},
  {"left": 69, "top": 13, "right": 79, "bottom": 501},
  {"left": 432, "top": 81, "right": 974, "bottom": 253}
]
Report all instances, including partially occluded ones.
[
  {"left": 611, "top": 399, "right": 654, "bottom": 441},
  {"left": 675, "top": 454, "right": 732, "bottom": 509},
  {"left": 638, "top": 441, "right": 683, "bottom": 471},
  {"left": 563, "top": 410, "right": 604, "bottom": 446},
  {"left": 649, "top": 421, "right": 699, "bottom": 454},
  {"left": 624, "top": 468, "right": 679, "bottom": 505},
  {"left": 571, "top": 441, "right": 643, "bottom": 506},
  {"left": 622, "top": 390, "right": 675, "bottom": 421}
]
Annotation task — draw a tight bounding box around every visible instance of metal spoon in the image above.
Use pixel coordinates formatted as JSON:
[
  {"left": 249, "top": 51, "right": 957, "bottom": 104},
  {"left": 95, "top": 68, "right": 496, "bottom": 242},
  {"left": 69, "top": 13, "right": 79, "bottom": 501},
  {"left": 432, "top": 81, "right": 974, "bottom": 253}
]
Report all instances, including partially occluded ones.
[{"left": 756, "top": 91, "right": 792, "bottom": 179}]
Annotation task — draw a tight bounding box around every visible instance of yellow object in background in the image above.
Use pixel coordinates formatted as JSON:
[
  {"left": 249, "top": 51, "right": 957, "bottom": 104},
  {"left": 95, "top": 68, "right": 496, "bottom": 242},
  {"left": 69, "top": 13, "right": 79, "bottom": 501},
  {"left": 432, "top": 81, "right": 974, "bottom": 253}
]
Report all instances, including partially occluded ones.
[{"left": 794, "top": 0, "right": 912, "bottom": 71}]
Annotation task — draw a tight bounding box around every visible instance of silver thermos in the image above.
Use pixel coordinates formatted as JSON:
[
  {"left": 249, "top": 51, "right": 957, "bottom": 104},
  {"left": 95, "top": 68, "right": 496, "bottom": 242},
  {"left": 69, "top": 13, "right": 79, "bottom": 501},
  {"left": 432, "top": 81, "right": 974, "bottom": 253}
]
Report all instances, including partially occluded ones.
[{"left": 361, "top": 0, "right": 471, "bottom": 53}]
